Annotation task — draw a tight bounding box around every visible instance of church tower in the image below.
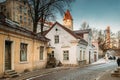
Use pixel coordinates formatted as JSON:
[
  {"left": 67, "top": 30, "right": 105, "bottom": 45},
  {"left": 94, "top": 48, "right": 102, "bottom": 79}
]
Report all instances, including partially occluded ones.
[
  {"left": 106, "top": 26, "right": 110, "bottom": 49},
  {"left": 63, "top": 10, "right": 73, "bottom": 30}
]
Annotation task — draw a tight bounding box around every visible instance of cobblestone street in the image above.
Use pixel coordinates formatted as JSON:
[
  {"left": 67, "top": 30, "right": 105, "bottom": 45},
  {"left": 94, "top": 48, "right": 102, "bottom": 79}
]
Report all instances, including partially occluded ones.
[{"left": 28, "top": 61, "right": 117, "bottom": 80}]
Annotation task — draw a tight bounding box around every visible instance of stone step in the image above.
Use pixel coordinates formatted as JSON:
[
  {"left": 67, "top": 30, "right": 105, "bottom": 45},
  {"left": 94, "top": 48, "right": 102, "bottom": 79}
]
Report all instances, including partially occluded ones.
[{"left": 4, "top": 70, "right": 19, "bottom": 78}]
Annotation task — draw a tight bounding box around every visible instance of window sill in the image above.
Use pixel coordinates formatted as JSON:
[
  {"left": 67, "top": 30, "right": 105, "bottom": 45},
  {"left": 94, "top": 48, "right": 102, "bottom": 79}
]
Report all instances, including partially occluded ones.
[
  {"left": 39, "top": 60, "right": 45, "bottom": 62},
  {"left": 63, "top": 60, "right": 69, "bottom": 61},
  {"left": 19, "top": 61, "right": 29, "bottom": 64}
]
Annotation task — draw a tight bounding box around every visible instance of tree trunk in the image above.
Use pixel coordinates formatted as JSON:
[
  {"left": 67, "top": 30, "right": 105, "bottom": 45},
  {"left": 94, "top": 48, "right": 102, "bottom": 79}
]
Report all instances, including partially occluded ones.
[
  {"left": 40, "top": 11, "right": 44, "bottom": 35},
  {"left": 33, "top": 22, "right": 38, "bottom": 33},
  {"left": 41, "top": 22, "right": 44, "bottom": 35}
]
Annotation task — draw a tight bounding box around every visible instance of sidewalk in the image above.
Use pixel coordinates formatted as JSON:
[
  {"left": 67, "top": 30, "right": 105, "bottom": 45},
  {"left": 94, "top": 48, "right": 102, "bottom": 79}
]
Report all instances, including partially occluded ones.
[
  {"left": 98, "top": 69, "right": 120, "bottom": 80},
  {"left": 9, "top": 67, "right": 70, "bottom": 80}
]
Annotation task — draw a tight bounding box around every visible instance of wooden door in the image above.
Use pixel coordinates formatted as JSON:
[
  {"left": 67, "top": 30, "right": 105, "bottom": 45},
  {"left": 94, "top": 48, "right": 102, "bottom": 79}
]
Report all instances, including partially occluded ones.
[
  {"left": 5, "top": 41, "right": 12, "bottom": 70},
  {"left": 94, "top": 54, "right": 97, "bottom": 62}
]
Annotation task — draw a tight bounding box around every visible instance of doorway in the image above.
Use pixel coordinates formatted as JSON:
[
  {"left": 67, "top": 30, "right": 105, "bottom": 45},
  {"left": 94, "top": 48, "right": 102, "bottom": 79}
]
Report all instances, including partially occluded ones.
[
  {"left": 94, "top": 53, "right": 97, "bottom": 62},
  {"left": 5, "top": 41, "right": 12, "bottom": 70},
  {"left": 89, "top": 51, "right": 91, "bottom": 64}
]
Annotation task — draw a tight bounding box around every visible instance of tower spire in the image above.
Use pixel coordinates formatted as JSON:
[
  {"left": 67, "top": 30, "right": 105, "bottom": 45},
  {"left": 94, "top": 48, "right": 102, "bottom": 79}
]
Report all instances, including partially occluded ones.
[{"left": 63, "top": 10, "right": 73, "bottom": 30}]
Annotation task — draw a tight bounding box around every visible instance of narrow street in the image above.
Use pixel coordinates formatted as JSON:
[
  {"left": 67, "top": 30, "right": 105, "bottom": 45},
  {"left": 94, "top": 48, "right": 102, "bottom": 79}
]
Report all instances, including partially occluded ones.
[{"left": 29, "top": 60, "right": 117, "bottom": 80}]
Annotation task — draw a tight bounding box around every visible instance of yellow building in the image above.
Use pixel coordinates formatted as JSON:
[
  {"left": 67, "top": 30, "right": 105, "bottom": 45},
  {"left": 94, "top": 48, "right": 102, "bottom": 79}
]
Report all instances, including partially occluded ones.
[
  {"left": 0, "top": 16, "right": 49, "bottom": 77},
  {"left": 0, "top": 0, "right": 33, "bottom": 31}
]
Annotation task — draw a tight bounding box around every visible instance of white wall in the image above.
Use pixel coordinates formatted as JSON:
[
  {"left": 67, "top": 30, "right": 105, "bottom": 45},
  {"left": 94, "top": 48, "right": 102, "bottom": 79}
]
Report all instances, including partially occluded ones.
[{"left": 83, "top": 32, "right": 95, "bottom": 64}]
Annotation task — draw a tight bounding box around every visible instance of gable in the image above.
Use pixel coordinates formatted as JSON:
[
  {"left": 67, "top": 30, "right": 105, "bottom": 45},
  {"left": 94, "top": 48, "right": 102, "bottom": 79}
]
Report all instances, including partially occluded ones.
[{"left": 45, "top": 22, "right": 80, "bottom": 39}]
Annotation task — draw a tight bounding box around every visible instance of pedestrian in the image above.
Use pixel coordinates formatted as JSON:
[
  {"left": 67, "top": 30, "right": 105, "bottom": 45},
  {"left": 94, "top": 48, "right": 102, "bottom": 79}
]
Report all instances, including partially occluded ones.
[
  {"left": 113, "top": 56, "right": 116, "bottom": 60},
  {"left": 117, "top": 57, "right": 120, "bottom": 67}
]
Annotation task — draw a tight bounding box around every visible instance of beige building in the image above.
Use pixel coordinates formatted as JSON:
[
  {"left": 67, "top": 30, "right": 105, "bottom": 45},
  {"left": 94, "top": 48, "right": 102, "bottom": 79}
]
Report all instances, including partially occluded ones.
[
  {"left": 0, "top": 0, "right": 33, "bottom": 31},
  {"left": 0, "top": 15, "right": 49, "bottom": 77}
]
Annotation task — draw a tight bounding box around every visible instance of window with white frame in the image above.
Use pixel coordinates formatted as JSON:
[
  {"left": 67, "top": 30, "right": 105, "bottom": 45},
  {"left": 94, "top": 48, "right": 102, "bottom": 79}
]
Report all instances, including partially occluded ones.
[
  {"left": 40, "top": 46, "right": 44, "bottom": 60},
  {"left": 54, "top": 35, "right": 59, "bottom": 43},
  {"left": 63, "top": 50, "right": 69, "bottom": 60},
  {"left": 20, "top": 43, "right": 27, "bottom": 61}
]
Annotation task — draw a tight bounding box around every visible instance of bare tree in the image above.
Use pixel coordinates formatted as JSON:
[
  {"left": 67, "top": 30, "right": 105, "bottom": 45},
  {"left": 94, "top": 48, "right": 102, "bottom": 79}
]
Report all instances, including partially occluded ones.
[
  {"left": 27, "top": 0, "right": 74, "bottom": 34},
  {"left": 80, "top": 21, "right": 90, "bottom": 30},
  {"left": 97, "top": 30, "right": 106, "bottom": 52}
]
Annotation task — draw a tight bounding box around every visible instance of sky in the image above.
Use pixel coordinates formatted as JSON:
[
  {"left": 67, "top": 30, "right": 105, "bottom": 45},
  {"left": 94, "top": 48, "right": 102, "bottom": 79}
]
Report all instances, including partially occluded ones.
[
  {"left": 0, "top": 0, "right": 120, "bottom": 33},
  {"left": 57, "top": 0, "right": 120, "bottom": 33}
]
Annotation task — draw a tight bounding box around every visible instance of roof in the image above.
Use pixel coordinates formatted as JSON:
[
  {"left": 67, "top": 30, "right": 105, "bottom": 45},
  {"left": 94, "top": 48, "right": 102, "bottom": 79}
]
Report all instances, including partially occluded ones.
[
  {"left": 63, "top": 10, "right": 73, "bottom": 20},
  {"left": 0, "top": 15, "right": 49, "bottom": 42},
  {"left": 44, "top": 22, "right": 88, "bottom": 44},
  {"left": 74, "top": 29, "right": 91, "bottom": 34},
  {"left": 39, "top": 19, "right": 54, "bottom": 27},
  {"left": 44, "top": 22, "right": 79, "bottom": 38}
]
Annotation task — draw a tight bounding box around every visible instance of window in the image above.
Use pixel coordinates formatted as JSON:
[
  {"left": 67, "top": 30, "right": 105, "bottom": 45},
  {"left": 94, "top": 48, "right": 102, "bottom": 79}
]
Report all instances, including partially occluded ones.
[
  {"left": 19, "top": 5, "right": 22, "bottom": 13},
  {"left": 80, "top": 50, "right": 82, "bottom": 60},
  {"left": 20, "top": 43, "right": 27, "bottom": 61},
  {"left": 24, "top": 17, "right": 26, "bottom": 23},
  {"left": 40, "top": 46, "right": 44, "bottom": 60},
  {"left": 24, "top": 7, "right": 27, "bottom": 15},
  {"left": 51, "top": 51, "right": 54, "bottom": 57},
  {"left": 28, "top": 10, "right": 31, "bottom": 16},
  {"left": 63, "top": 50, "right": 69, "bottom": 60},
  {"left": 54, "top": 35, "right": 59, "bottom": 43},
  {"left": 20, "top": 16, "right": 22, "bottom": 23},
  {"left": 28, "top": 18, "right": 31, "bottom": 25},
  {"left": 83, "top": 51, "right": 85, "bottom": 60}
]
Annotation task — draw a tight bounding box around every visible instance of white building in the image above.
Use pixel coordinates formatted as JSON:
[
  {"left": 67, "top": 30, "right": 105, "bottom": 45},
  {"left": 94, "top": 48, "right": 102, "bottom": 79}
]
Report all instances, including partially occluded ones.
[
  {"left": 44, "top": 22, "right": 88, "bottom": 66},
  {"left": 74, "top": 29, "right": 97, "bottom": 63}
]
